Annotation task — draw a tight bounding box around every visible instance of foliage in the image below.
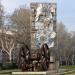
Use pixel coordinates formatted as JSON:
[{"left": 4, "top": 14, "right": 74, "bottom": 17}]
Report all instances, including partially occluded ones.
[
  {"left": 57, "top": 22, "right": 75, "bottom": 66},
  {"left": 1, "top": 62, "right": 18, "bottom": 70}
]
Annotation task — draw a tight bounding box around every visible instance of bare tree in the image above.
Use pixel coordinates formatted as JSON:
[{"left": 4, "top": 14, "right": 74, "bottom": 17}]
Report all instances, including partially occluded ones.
[
  {"left": 57, "top": 22, "right": 72, "bottom": 65},
  {"left": 0, "top": 28, "right": 16, "bottom": 62},
  {"left": 11, "top": 6, "right": 31, "bottom": 48}
]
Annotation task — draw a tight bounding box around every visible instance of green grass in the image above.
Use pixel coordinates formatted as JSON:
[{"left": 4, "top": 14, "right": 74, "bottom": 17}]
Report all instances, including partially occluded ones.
[
  {"left": 59, "top": 66, "right": 75, "bottom": 75},
  {"left": 0, "top": 69, "right": 21, "bottom": 75},
  {"left": 59, "top": 65, "right": 75, "bottom": 75},
  {"left": 59, "top": 70, "right": 75, "bottom": 75},
  {"left": 62, "top": 71, "right": 75, "bottom": 75},
  {"left": 3, "top": 66, "right": 75, "bottom": 75},
  {"left": 60, "top": 65, "right": 75, "bottom": 70}
]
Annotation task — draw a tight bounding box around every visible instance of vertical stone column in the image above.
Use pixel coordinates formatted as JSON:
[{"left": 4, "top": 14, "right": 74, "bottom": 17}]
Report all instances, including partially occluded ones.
[{"left": 49, "top": 55, "right": 56, "bottom": 70}]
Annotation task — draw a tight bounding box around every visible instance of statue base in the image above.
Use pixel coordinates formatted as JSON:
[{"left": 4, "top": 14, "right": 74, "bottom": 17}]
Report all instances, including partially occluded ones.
[{"left": 12, "top": 70, "right": 58, "bottom": 75}]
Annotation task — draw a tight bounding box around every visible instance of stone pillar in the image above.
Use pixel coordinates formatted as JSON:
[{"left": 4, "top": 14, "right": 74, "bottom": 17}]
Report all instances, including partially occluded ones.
[
  {"left": 49, "top": 55, "right": 56, "bottom": 70},
  {"left": 55, "top": 60, "right": 59, "bottom": 72}
]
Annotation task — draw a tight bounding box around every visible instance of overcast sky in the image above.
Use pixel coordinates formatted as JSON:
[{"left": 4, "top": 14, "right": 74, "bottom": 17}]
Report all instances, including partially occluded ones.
[{"left": 1, "top": 0, "right": 75, "bottom": 31}]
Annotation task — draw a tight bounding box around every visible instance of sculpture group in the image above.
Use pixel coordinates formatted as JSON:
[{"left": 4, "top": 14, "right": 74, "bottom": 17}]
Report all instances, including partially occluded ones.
[
  {"left": 18, "top": 3, "right": 57, "bottom": 71},
  {"left": 18, "top": 43, "right": 50, "bottom": 71}
]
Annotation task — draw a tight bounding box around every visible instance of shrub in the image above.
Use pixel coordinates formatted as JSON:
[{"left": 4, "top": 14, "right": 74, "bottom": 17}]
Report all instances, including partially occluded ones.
[
  {"left": 2, "top": 62, "right": 18, "bottom": 70},
  {"left": 0, "top": 63, "right": 3, "bottom": 70}
]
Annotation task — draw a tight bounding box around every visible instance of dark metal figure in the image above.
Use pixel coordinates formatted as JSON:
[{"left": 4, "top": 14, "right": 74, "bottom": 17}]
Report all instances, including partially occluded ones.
[
  {"left": 40, "top": 43, "right": 50, "bottom": 70},
  {"left": 18, "top": 43, "right": 50, "bottom": 71},
  {"left": 18, "top": 44, "right": 32, "bottom": 71}
]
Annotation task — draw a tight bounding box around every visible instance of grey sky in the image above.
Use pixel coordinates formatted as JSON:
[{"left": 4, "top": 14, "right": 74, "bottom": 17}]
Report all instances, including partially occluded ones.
[{"left": 2, "top": 0, "right": 75, "bottom": 31}]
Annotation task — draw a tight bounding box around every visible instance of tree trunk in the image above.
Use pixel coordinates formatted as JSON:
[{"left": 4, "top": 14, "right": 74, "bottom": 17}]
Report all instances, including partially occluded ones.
[
  {"left": 72, "top": 55, "right": 74, "bottom": 65},
  {"left": 9, "top": 51, "right": 12, "bottom": 63},
  {"left": 65, "top": 58, "right": 68, "bottom": 66}
]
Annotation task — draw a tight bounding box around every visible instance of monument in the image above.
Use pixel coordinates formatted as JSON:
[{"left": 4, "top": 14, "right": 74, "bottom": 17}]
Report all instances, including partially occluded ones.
[
  {"left": 30, "top": 2, "right": 57, "bottom": 71},
  {"left": 30, "top": 3, "right": 57, "bottom": 49},
  {"left": 17, "top": 2, "right": 58, "bottom": 74}
]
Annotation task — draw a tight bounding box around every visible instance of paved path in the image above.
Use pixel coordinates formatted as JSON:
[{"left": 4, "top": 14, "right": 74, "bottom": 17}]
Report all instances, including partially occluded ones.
[{"left": 12, "top": 70, "right": 58, "bottom": 75}]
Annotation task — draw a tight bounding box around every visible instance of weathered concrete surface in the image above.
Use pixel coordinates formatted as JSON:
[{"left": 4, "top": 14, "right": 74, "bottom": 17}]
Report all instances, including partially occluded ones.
[{"left": 47, "top": 70, "right": 59, "bottom": 75}]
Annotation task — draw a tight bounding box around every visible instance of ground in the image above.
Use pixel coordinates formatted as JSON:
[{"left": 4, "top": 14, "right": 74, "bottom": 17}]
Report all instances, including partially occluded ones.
[
  {"left": 0, "top": 69, "right": 20, "bottom": 75},
  {"left": 0, "top": 66, "right": 75, "bottom": 75},
  {"left": 59, "top": 66, "right": 75, "bottom": 75}
]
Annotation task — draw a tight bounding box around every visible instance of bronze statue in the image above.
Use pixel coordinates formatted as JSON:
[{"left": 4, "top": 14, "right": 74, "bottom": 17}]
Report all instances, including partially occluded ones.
[{"left": 18, "top": 43, "right": 50, "bottom": 71}]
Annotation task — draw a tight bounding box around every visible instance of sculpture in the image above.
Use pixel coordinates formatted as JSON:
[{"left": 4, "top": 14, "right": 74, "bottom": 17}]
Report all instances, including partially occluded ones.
[{"left": 18, "top": 43, "right": 50, "bottom": 71}]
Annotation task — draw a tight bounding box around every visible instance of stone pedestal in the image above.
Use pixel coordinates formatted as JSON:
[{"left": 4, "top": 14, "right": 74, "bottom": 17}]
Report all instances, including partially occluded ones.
[
  {"left": 48, "top": 55, "right": 56, "bottom": 70},
  {"left": 55, "top": 60, "right": 59, "bottom": 72},
  {"left": 49, "top": 63, "right": 56, "bottom": 70}
]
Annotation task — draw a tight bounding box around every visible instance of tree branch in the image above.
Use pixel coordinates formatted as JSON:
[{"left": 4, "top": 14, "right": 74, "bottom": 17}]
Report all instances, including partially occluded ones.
[{"left": 0, "top": 38, "right": 9, "bottom": 55}]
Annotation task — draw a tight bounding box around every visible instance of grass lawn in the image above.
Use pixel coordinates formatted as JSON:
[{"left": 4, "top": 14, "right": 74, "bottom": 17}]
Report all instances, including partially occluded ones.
[
  {"left": 0, "top": 69, "right": 21, "bottom": 75},
  {"left": 60, "top": 65, "right": 75, "bottom": 70},
  {"left": 59, "top": 65, "right": 75, "bottom": 75},
  {"left": 2, "top": 65, "right": 75, "bottom": 75}
]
